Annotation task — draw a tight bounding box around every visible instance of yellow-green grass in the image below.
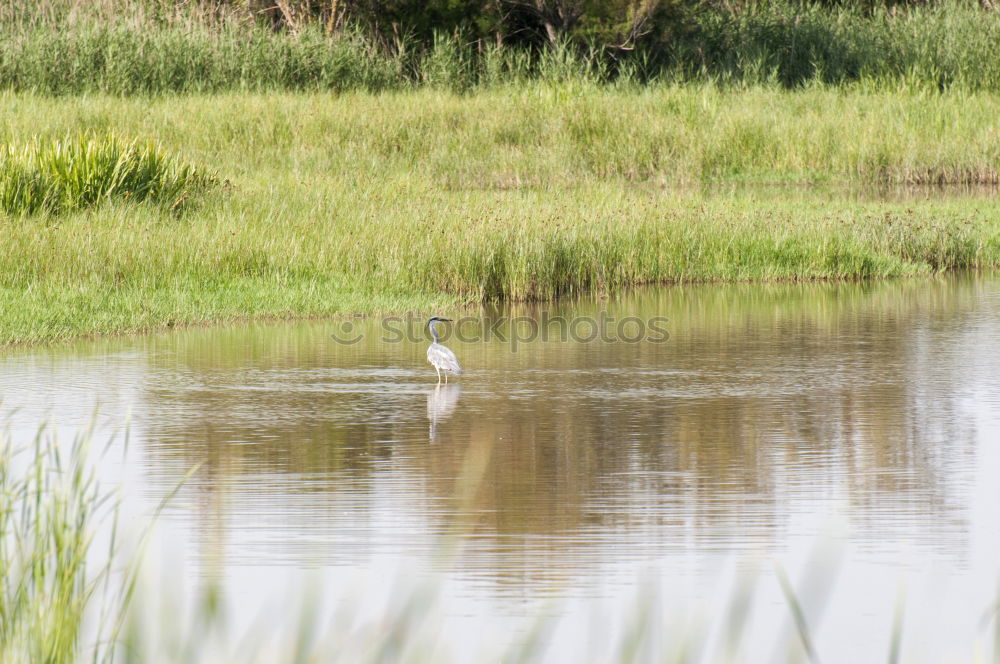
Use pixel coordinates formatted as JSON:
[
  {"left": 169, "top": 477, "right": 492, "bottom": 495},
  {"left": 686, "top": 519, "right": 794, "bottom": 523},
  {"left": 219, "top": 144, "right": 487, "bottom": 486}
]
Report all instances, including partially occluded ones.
[
  {"left": 2, "top": 85, "right": 1000, "bottom": 346},
  {"left": 1, "top": 133, "right": 207, "bottom": 215}
]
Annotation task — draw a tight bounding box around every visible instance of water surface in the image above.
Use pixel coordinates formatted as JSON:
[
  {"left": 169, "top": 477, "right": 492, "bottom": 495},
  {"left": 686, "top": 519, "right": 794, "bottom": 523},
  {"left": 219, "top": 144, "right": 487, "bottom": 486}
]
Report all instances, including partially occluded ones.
[{"left": 3, "top": 274, "right": 1000, "bottom": 662}]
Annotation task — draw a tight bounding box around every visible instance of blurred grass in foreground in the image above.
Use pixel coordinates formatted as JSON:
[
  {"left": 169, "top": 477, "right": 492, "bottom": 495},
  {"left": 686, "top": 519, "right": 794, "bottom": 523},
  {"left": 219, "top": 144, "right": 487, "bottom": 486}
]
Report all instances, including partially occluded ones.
[{"left": 0, "top": 429, "right": 127, "bottom": 664}]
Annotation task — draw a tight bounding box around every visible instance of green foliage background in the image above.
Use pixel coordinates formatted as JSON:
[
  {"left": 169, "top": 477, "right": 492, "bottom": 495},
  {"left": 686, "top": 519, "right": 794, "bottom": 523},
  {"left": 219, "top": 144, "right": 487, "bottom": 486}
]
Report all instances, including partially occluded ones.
[{"left": 2, "top": 1, "right": 1000, "bottom": 93}]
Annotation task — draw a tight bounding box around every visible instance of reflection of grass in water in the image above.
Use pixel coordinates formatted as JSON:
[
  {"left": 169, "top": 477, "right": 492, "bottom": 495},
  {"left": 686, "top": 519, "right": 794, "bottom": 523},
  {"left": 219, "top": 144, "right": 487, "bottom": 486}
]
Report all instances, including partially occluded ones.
[{"left": 2, "top": 429, "right": 997, "bottom": 662}]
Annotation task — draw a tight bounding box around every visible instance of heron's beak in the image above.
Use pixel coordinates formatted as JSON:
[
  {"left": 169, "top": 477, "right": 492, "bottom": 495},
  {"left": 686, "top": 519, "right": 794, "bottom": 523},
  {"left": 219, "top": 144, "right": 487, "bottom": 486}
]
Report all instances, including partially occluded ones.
[{"left": 440, "top": 318, "right": 453, "bottom": 322}]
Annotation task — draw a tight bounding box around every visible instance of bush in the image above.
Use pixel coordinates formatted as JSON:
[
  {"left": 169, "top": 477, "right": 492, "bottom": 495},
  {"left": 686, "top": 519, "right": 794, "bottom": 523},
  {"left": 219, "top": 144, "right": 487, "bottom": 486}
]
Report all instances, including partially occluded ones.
[{"left": 0, "top": 133, "right": 208, "bottom": 216}]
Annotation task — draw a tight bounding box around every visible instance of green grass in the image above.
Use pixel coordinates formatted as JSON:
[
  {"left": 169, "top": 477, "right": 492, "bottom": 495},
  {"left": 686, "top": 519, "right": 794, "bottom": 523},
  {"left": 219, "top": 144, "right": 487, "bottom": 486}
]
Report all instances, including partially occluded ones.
[
  {"left": 0, "top": 133, "right": 208, "bottom": 215},
  {"left": 1, "top": 86, "right": 1000, "bottom": 346}
]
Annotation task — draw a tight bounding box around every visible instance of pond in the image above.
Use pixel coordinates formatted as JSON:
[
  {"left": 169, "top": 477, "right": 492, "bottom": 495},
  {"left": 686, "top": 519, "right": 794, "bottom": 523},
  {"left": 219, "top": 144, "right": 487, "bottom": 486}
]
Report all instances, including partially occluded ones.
[{"left": 3, "top": 273, "right": 1000, "bottom": 662}]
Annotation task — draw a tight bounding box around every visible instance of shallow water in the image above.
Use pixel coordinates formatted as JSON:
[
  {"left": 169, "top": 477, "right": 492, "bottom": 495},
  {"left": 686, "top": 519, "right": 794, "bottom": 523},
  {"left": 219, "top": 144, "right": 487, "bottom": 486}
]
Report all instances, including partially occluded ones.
[{"left": 3, "top": 274, "right": 1000, "bottom": 661}]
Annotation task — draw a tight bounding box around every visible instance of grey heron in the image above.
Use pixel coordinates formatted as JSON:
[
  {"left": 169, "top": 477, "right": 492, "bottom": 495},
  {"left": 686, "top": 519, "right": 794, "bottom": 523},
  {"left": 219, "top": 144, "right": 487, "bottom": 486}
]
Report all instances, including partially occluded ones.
[{"left": 427, "top": 317, "right": 462, "bottom": 384}]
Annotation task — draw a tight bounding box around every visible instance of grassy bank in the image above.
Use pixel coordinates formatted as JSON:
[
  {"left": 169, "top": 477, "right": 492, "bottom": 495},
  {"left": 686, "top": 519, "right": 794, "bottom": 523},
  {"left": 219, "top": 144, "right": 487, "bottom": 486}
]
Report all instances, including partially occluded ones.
[{"left": 2, "top": 86, "right": 1000, "bottom": 345}]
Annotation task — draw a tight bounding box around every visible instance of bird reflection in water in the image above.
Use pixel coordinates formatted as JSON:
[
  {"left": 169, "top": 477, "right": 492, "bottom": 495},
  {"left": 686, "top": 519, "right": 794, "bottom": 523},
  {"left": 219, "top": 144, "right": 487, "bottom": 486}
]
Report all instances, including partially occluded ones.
[{"left": 427, "top": 384, "right": 461, "bottom": 441}]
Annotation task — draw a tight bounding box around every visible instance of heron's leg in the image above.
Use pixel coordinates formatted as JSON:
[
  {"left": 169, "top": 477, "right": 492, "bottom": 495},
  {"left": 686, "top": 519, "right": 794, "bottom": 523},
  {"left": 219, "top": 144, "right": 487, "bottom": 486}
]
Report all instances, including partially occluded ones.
[
  {"left": 444, "top": 371, "right": 449, "bottom": 384},
  {"left": 435, "top": 366, "right": 441, "bottom": 384}
]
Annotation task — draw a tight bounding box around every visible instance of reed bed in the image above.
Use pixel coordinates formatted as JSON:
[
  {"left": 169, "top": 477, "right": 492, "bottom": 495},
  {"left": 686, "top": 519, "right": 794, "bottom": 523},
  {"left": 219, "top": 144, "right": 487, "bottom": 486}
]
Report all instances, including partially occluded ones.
[{"left": 3, "top": 2, "right": 1000, "bottom": 94}]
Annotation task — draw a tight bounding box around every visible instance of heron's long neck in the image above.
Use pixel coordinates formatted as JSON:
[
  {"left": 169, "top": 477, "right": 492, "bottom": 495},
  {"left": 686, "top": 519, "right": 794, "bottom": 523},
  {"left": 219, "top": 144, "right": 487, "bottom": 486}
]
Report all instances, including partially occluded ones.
[{"left": 429, "top": 322, "right": 440, "bottom": 343}]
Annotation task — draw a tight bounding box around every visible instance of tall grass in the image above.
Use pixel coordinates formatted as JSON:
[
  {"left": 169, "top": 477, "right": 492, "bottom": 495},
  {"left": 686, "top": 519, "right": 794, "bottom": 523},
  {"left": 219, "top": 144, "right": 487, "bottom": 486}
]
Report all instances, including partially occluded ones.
[
  {"left": 0, "top": 133, "right": 208, "bottom": 215},
  {"left": 675, "top": 1, "right": 1000, "bottom": 90},
  {"left": 0, "top": 23, "right": 406, "bottom": 95},
  {"left": 2, "top": 2, "right": 1000, "bottom": 94}
]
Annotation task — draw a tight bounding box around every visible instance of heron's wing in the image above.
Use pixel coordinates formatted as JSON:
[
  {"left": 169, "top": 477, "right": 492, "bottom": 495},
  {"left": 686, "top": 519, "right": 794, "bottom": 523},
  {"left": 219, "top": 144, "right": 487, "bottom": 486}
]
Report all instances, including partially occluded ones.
[{"left": 428, "top": 343, "right": 462, "bottom": 374}]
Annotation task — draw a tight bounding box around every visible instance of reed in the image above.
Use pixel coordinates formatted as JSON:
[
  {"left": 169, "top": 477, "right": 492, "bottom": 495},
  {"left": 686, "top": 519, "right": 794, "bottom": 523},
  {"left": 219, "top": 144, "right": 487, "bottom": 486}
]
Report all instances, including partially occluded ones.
[{"left": 0, "top": 432, "right": 115, "bottom": 663}]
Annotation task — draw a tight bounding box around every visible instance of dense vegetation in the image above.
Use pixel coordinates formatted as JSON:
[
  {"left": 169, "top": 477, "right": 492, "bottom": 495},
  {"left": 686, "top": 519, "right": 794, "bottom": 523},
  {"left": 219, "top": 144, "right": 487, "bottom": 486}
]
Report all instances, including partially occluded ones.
[{"left": 1, "top": 1, "right": 1000, "bottom": 94}]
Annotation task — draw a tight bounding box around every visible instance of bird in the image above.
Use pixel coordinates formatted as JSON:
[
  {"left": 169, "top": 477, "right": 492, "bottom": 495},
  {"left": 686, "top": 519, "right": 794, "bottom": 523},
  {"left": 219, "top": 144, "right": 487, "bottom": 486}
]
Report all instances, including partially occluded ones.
[{"left": 426, "top": 317, "right": 462, "bottom": 384}]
